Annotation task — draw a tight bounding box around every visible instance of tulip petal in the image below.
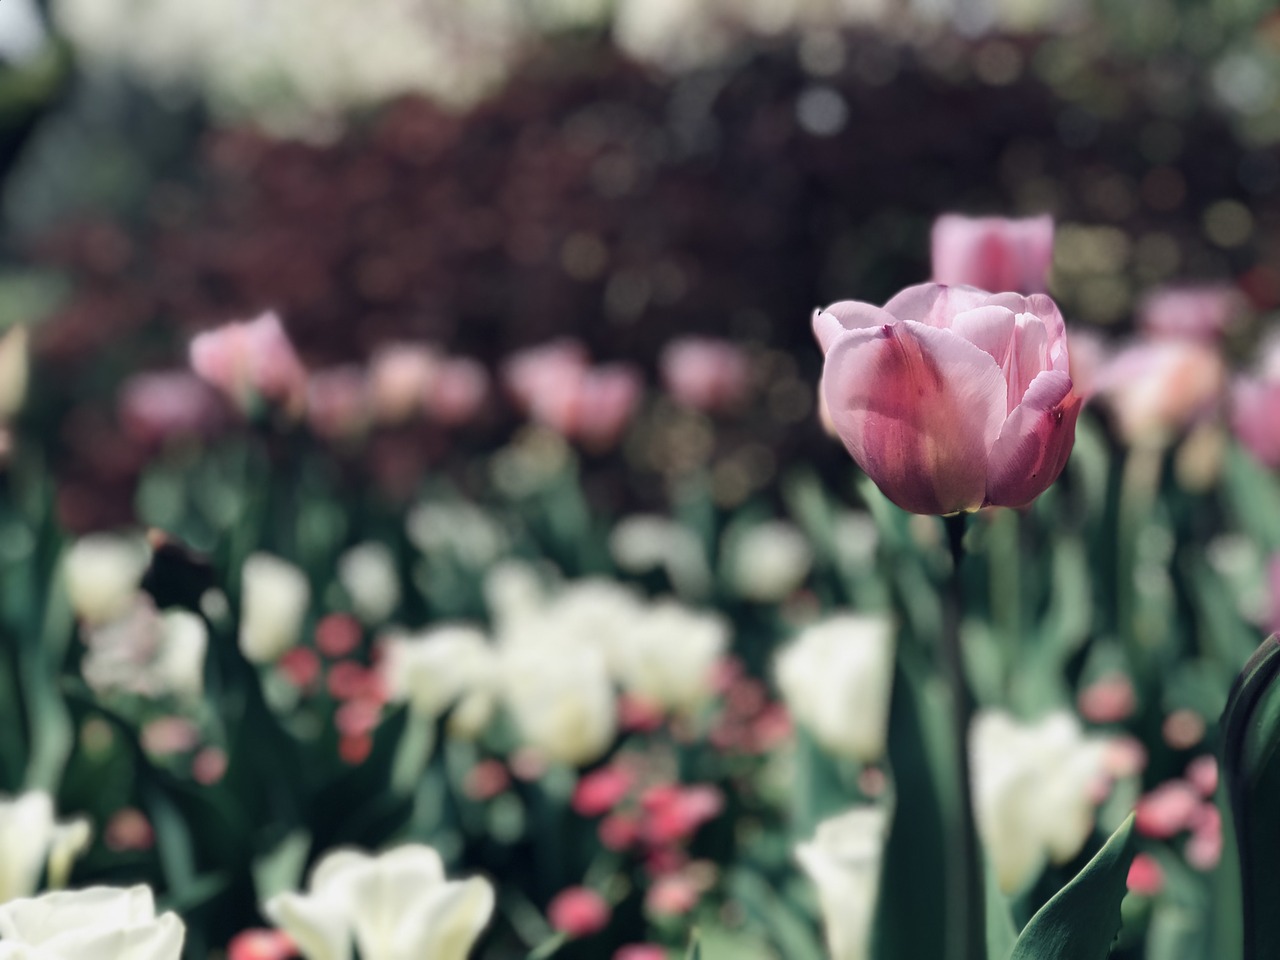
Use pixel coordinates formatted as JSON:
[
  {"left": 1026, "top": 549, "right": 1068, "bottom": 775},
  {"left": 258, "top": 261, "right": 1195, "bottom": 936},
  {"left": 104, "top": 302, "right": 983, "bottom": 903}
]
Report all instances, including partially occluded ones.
[
  {"left": 882, "top": 283, "right": 992, "bottom": 327},
  {"left": 823, "top": 321, "right": 1006, "bottom": 515},
  {"left": 985, "top": 370, "right": 1080, "bottom": 508},
  {"left": 951, "top": 305, "right": 1017, "bottom": 366},
  {"left": 812, "top": 301, "right": 897, "bottom": 353}
]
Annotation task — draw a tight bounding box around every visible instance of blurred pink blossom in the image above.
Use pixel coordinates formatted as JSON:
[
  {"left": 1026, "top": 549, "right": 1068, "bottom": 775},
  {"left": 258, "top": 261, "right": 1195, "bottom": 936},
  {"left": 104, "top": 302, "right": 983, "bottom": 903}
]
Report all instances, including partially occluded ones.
[
  {"left": 1186, "top": 803, "right": 1222, "bottom": 870},
  {"left": 118, "top": 370, "right": 225, "bottom": 444},
  {"left": 1139, "top": 285, "right": 1244, "bottom": 342},
  {"left": 1065, "top": 328, "right": 1107, "bottom": 401},
  {"left": 193, "top": 746, "right": 228, "bottom": 785},
  {"left": 1135, "top": 780, "right": 1201, "bottom": 838},
  {"left": 1186, "top": 755, "right": 1219, "bottom": 798},
  {"left": 659, "top": 337, "right": 750, "bottom": 413},
  {"left": 277, "top": 648, "right": 321, "bottom": 690},
  {"left": 1094, "top": 339, "right": 1226, "bottom": 447},
  {"left": 931, "top": 214, "right": 1054, "bottom": 294},
  {"left": 141, "top": 716, "right": 200, "bottom": 756},
  {"left": 599, "top": 813, "right": 641, "bottom": 851},
  {"left": 548, "top": 887, "right": 611, "bottom": 937},
  {"left": 227, "top": 929, "right": 297, "bottom": 960},
  {"left": 645, "top": 874, "right": 700, "bottom": 917},
  {"left": 502, "top": 339, "right": 590, "bottom": 412},
  {"left": 1231, "top": 335, "right": 1280, "bottom": 468},
  {"left": 1126, "top": 853, "right": 1164, "bottom": 896},
  {"left": 369, "top": 343, "right": 441, "bottom": 423},
  {"left": 573, "top": 765, "right": 636, "bottom": 817},
  {"left": 529, "top": 363, "right": 643, "bottom": 451},
  {"left": 640, "top": 784, "right": 724, "bottom": 846},
  {"left": 427, "top": 357, "right": 490, "bottom": 426},
  {"left": 105, "top": 807, "right": 154, "bottom": 852},
  {"left": 464, "top": 760, "right": 511, "bottom": 801},
  {"left": 189, "top": 311, "right": 307, "bottom": 414},
  {"left": 315, "top": 614, "right": 362, "bottom": 659},
  {"left": 614, "top": 945, "right": 667, "bottom": 960},
  {"left": 1077, "top": 674, "right": 1137, "bottom": 724},
  {"left": 306, "top": 366, "right": 370, "bottom": 440}
]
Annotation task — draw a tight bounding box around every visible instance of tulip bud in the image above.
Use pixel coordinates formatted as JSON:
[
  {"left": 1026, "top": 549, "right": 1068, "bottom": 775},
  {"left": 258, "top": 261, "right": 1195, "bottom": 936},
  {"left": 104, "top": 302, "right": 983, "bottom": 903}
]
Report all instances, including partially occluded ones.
[
  {"left": 238, "top": 553, "right": 310, "bottom": 663},
  {"left": 379, "top": 625, "right": 497, "bottom": 722},
  {"left": 614, "top": 601, "right": 727, "bottom": 713},
  {"left": 337, "top": 542, "right": 400, "bottom": 625},
  {"left": 814, "top": 283, "right": 1081, "bottom": 514},
  {"left": 501, "top": 640, "right": 616, "bottom": 768},
  {"left": 931, "top": 214, "right": 1054, "bottom": 294},
  {"left": 776, "top": 614, "right": 895, "bottom": 763},
  {"left": 63, "top": 533, "right": 151, "bottom": 626},
  {"left": 0, "top": 886, "right": 185, "bottom": 959},
  {"left": 795, "top": 806, "right": 889, "bottom": 960},
  {"left": 189, "top": 311, "right": 307, "bottom": 416},
  {"left": 726, "top": 521, "right": 812, "bottom": 602},
  {"left": 659, "top": 337, "right": 750, "bottom": 413},
  {"left": 0, "top": 791, "right": 92, "bottom": 903}
]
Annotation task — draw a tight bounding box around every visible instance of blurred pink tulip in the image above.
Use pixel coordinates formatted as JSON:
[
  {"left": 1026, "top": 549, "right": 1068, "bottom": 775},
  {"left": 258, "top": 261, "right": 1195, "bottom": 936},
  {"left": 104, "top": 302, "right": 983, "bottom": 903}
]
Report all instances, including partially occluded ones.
[
  {"left": 118, "top": 370, "right": 225, "bottom": 444},
  {"left": 1065, "top": 328, "right": 1107, "bottom": 401},
  {"left": 814, "top": 282, "right": 1081, "bottom": 515},
  {"left": 502, "top": 339, "right": 590, "bottom": 412},
  {"left": 1126, "top": 854, "right": 1164, "bottom": 896},
  {"left": 227, "top": 929, "right": 296, "bottom": 960},
  {"left": 306, "top": 366, "right": 370, "bottom": 440},
  {"left": 1138, "top": 285, "right": 1244, "bottom": 342},
  {"left": 529, "top": 363, "right": 643, "bottom": 450},
  {"left": 1095, "top": 339, "right": 1226, "bottom": 447},
  {"left": 1134, "top": 780, "right": 1201, "bottom": 838},
  {"left": 189, "top": 311, "right": 307, "bottom": 414},
  {"left": 548, "top": 888, "right": 611, "bottom": 937},
  {"left": 427, "top": 357, "right": 490, "bottom": 426},
  {"left": 659, "top": 337, "right": 750, "bottom": 413},
  {"left": 1231, "top": 335, "right": 1280, "bottom": 468},
  {"left": 931, "top": 214, "right": 1054, "bottom": 294},
  {"left": 369, "top": 343, "right": 441, "bottom": 423}
]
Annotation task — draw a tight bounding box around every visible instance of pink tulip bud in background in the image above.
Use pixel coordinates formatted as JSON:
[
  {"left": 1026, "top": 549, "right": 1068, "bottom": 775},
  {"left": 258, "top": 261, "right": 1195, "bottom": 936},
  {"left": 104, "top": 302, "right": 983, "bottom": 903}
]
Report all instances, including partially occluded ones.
[
  {"left": 427, "top": 357, "right": 490, "bottom": 426},
  {"left": 369, "top": 343, "right": 441, "bottom": 423},
  {"left": 931, "top": 214, "right": 1054, "bottom": 294},
  {"left": 1231, "top": 334, "right": 1280, "bottom": 468},
  {"left": 814, "top": 282, "right": 1080, "bottom": 515},
  {"left": 189, "top": 311, "right": 307, "bottom": 415},
  {"left": 118, "top": 370, "right": 226, "bottom": 445},
  {"left": 529, "top": 363, "right": 643, "bottom": 451},
  {"left": 1138, "top": 284, "right": 1244, "bottom": 342},
  {"left": 306, "top": 366, "right": 370, "bottom": 440},
  {"left": 1095, "top": 339, "right": 1226, "bottom": 448},
  {"left": 659, "top": 337, "right": 750, "bottom": 413},
  {"left": 502, "top": 339, "right": 590, "bottom": 413},
  {"left": 548, "top": 887, "right": 611, "bottom": 938}
]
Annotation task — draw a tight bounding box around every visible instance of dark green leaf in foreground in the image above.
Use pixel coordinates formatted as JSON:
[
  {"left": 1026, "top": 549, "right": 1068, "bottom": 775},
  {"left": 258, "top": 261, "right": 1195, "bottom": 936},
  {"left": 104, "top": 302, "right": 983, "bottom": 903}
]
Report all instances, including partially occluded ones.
[{"left": 1008, "top": 815, "right": 1136, "bottom": 960}]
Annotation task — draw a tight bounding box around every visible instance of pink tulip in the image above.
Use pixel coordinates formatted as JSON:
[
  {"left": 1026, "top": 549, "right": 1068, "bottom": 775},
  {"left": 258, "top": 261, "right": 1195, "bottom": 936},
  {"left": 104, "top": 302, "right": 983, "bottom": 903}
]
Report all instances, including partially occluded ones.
[
  {"left": 427, "top": 357, "right": 490, "bottom": 426},
  {"left": 659, "top": 337, "right": 750, "bottom": 413},
  {"left": 931, "top": 214, "right": 1054, "bottom": 294},
  {"left": 547, "top": 888, "right": 611, "bottom": 938},
  {"left": 189, "top": 311, "right": 307, "bottom": 414},
  {"left": 1126, "top": 854, "right": 1164, "bottom": 896},
  {"left": 227, "top": 929, "right": 296, "bottom": 960},
  {"left": 1139, "top": 285, "right": 1243, "bottom": 342},
  {"left": 1095, "top": 339, "right": 1226, "bottom": 447},
  {"left": 1134, "top": 780, "right": 1201, "bottom": 839},
  {"left": 369, "top": 343, "right": 442, "bottom": 423},
  {"left": 306, "top": 366, "right": 370, "bottom": 440},
  {"left": 814, "top": 282, "right": 1081, "bottom": 515},
  {"left": 1231, "top": 334, "right": 1280, "bottom": 468},
  {"left": 502, "top": 339, "right": 590, "bottom": 413},
  {"left": 529, "top": 363, "right": 643, "bottom": 450},
  {"left": 118, "top": 370, "right": 226, "bottom": 444}
]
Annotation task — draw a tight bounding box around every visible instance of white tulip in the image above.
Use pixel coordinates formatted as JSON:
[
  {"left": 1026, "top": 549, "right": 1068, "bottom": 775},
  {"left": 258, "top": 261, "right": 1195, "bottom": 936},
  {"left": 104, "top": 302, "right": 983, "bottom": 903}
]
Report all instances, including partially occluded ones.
[
  {"left": 609, "top": 515, "right": 710, "bottom": 598},
  {"left": 970, "top": 710, "right": 1112, "bottom": 895},
  {"left": 80, "top": 598, "right": 206, "bottom": 700},
  {"left": 795, "top": 806, "right": 888, "bottom": 960},
  {"left": 338, "top": 542, "right": 401, "bottom": 625},
  {"left": 0, "top": 885, "right": 184, "bottom": 960},
  {"left": 0, "top": 792, "right": 91, "bottom": 904},
  {"left": 379, "top": 625, "right": 497, "bottom": 723},
  {"left": 614, "top": 601, "right": 727, "bottom": 712},
  {"left": 500, "top": 640, "right": 616, "bottom": 767},
  {"left": 157, "top": 610, "right": 208, "bottom": 699},
  {"left": 776, "top": 614, "right": 895, "bottom": 763},
  {"left": 0, "top": 327, "right": 28, "bottom": 421},
  {"left": 63, "top": 534, "right": 150, "bottom": 627},
  {"left": 239, "top": 553, "right": 310, "bottom": 663},
  {"left": 726, "top": 521, "right": 812, "bottom": 602},
  {"left": 264, "top": 844, "right": 494, "bottom": 960}
]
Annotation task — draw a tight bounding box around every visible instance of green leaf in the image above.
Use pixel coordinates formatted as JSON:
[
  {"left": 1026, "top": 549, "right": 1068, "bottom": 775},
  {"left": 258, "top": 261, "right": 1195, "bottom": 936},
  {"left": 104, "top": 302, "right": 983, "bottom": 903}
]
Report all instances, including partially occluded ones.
[
  {"left": 686, "top": 929, "right": 702, "bottom": 960},
  {"left": 1008, "top": 815, "right": 1136, "bottom": 960},
  {"left": 986, "top": 856, "right": 1019, "bottom": 960}
]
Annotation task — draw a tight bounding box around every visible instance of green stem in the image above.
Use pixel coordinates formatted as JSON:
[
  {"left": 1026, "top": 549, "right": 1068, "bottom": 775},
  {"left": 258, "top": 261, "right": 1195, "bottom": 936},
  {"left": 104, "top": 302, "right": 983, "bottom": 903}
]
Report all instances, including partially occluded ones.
[{"left": 943, "top": 513, "right": 985, "bottom": 960}]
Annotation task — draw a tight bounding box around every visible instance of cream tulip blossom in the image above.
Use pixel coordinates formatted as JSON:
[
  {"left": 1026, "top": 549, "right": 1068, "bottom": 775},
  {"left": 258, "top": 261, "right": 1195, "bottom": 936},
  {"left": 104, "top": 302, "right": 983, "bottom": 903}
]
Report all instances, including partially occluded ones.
[
  {"left": 614, "top": 601, "right": 728, "bottom": 713},
  {"left": 500, "top": 640, "right": 616, "bottom": 768},
  {"left": 0, "top": 885, "right": 183, "bottom": 960},
  {"left": 970, "top": 710, "right": 1112, "bottom": 894},
  {"left": 776, "top": 614, "right": 895, "bottom": 763},
  {"left": 264, "top": 844, "right": 494, "bottom": 960},
  {"left": 62, "top": 534, "right": 151, "bottom": 627},
  {"left": 0, "top": 792, "right": 92, "bottom": 904},
  {"left": 239, "top": 553, "right": 311, "bottom": 663},
  {"left": 795, "top": 807, "right": 889, "bottom": 960},
  {"left": 379, "top": 625, "right": 498, "bottom": 724},
  {"left": 727, "top": 521, "right": 813, "bottom": 602},
  {"left": 338, "top": 542, "right": 401, "bottom": 625}
]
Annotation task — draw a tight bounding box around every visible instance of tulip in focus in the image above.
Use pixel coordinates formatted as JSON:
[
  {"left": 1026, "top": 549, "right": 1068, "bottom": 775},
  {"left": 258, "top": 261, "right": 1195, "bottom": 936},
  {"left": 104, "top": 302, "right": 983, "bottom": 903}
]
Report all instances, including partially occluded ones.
[
  {"left": 659, "top": 337, "right": 750, "bottom": 413},
  {"left": 264, "top": 843, "right": 494, "bottom": 960},
  {"left": 795, "top": 806, "right": 888, "bottom": 960},
  {"left": 189, "top": 311, "right": 307, "bottom": 415},
  {"left": 1232, "top": 333, "right": 1280, "bottom": 468},
  {"left": 239, "top": 553, "right": 311, "bottom": 663},
  {"left": 776, "top": 614, "right": 895, "bottom": 763},
  {"left": 970, "top": 710, "right": 1113, "bottom": 894},
  {"left": 931, "top": 214, "right": 1054, "bottom": 294},
  {"left": 0, "top": 885, "right": 184, "bottom": 960},
  {"left": 0, "top": 791, "right": 92, "bottom": 903},
  {"left": 814, "top": 283, "right": 1081, "bottom": 514}
]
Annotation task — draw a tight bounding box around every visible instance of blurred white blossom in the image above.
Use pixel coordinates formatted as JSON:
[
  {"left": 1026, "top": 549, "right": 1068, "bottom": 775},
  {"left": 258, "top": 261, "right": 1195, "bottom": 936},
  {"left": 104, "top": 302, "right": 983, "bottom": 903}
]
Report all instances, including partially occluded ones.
[
  {"left": 81, "top": 597, "right": 207, "bottom": 700},
  {"left": 795, "top": 806, "right": 888, "bottom": 960},
  {"left": 609, "top": 515, "right": 711, "bottom": 597},
  {"left": 0, "top": 791, "right": 92, "bottom": 904},
  {"left": 408, "top": 502, "right": 507, "bottom": 568},
  {"left": 239, "top": 553, "right": 310, "bottom": 663},
  {"left": 62, "top": 533, "right": 151, "bottom": 627},
  {"left": 380, "top": 625, "right": 498, "bottom": 734},
  {"left": 338, "top": 542, "right": 401, "bottom": 625},
  {"left": 264, "top": 844, "right": 493, "bottom": 960},
  {"left": 726, "top": 521, "right": 812, "bottom": 602},
  {"left": 971, "top": 710, "right": 1113, "bottom": 894},
  {"left": 500, "top": 638, "right": 616, "bottom": 768},
  {"left": 614, "top": 601, "right": 728, "bottom": 712},
  {"left": 0, "top": 885, "right": 183, "bottom": 959},
  {"left": 776, "top": 614, "right": 895, "bottom": 763}
]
